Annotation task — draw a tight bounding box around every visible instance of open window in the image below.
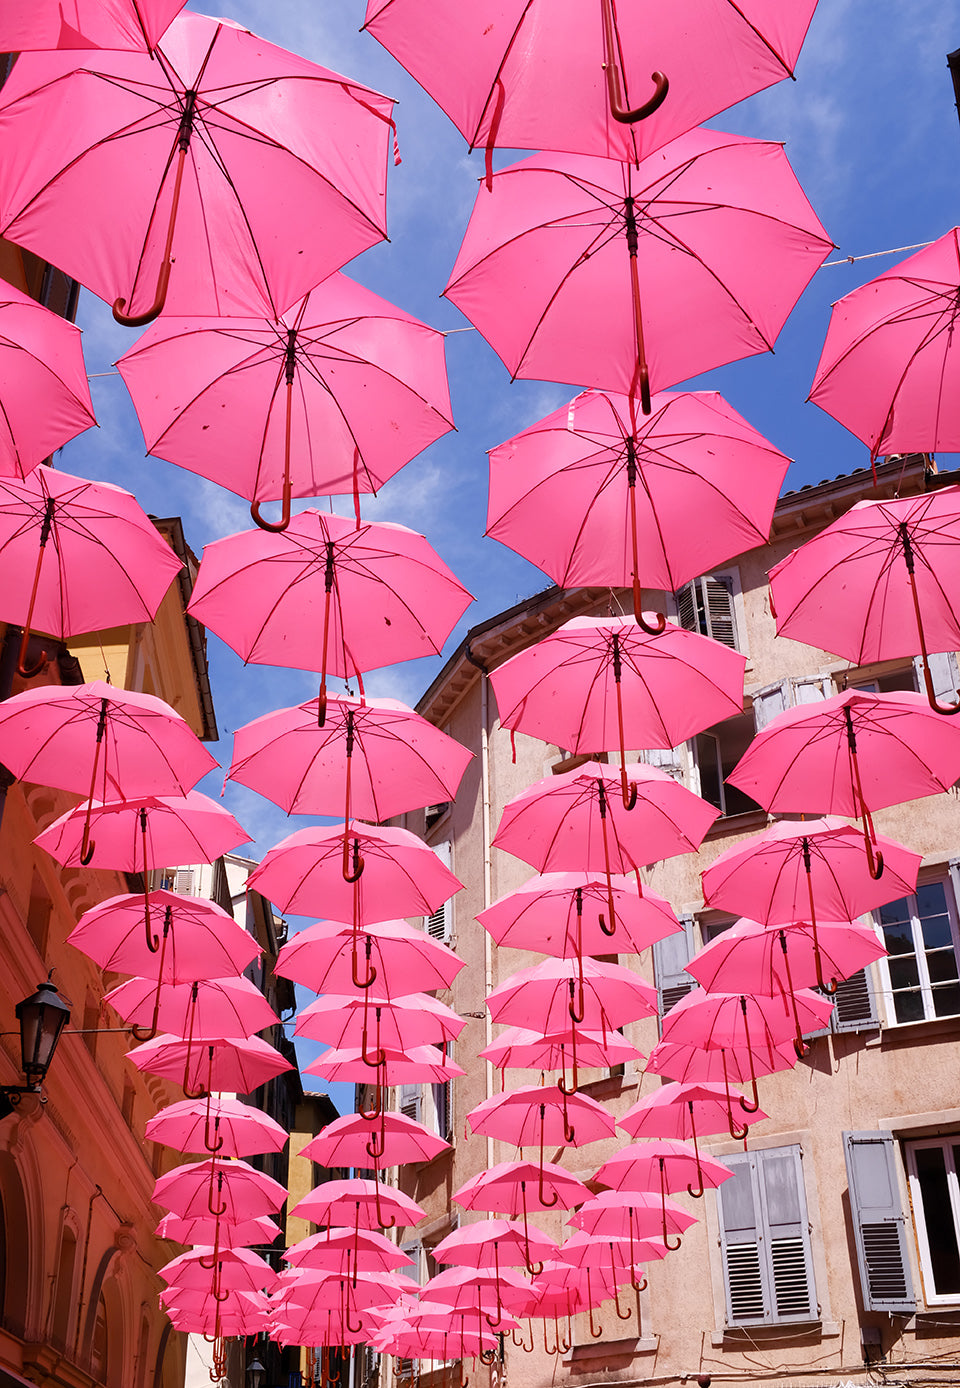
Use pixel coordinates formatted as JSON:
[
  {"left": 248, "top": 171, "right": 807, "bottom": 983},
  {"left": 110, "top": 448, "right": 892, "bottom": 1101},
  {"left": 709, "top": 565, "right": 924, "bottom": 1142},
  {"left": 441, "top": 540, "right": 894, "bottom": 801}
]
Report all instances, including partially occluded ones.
[{"left": 691, "top": 713, "right": 759, "bottom": 818}]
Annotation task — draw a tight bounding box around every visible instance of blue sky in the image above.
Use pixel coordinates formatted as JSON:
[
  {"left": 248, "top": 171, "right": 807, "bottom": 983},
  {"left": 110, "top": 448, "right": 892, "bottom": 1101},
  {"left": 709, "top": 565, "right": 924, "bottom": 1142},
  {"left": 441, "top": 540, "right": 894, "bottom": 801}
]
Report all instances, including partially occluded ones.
[{"left": 56, "top": 1, "right": 960, "bottom": 1102}]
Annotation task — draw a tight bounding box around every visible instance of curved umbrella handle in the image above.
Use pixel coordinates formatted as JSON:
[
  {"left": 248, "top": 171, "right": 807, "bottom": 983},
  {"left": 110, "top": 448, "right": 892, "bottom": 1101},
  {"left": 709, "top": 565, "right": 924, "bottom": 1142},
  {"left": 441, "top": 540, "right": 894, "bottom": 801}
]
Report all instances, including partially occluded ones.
[
  {"left": 479, "top": 1348, "right": 497, "bottom": 1366},
  {"left": 614, "top": 1280, "right": 633, "bottom": 1320},
  {"left": 204, "top": 1100, "right": 224, "bottom": 1154},
  {"left": 511, "top": 1324, "right": 534, "bottom": 1353},
  {"left": 352, "top": 935, "right": 377, "bottom": 989},
  {"left": 635, "top": 608, "right": 666, "bottom": 635},
  {"left": 537, "top": 1166, "right": 559, "bottom": 1208},
  {"left": 588, "top": 1303, "right": 604, "bottom": 1340},
  {"left": 567, "top": 976, "right": 586, "bottom": 1025},
  {"left": 358, "top": 1084, "right": 382, "bottom": 1122},
  {"left": 601, "top": 0, "right": 669, "bottom": 123},
  {"left": 620, "top": 773, "right": 638, "bottom": 812},
  {"left": 130, "top": 978, "right": 161, "bottom": 1044},
  {"left": 250, "top": 493, "right": 292, "bottom": 533},
  {"left": 686, "top": 1105, "right": 705, "bottom": 1198},
  {"left": 207, "top": 1169, "right": 227, "bottom": 1218},
  {"left": 345, "top": 1305, "right": 364, "bottom": 1336},
  {"left": 365, "top": 1119, "right": 386, "bottom": 1160},
  {"left": 557, "top": 1029, "right": 579, "bottom": 1096},
  {"left": 373, "top": 1180, "right": 396, "bottom": 1230},
  {"left": 112, "top": 261, "right": 172, "bottom": 326},
  {"left": 17, "top": 634, "right": 48, "bottom": 679},
  {"left": 342, "top": 832, "right": 365, "bottom": 883}
]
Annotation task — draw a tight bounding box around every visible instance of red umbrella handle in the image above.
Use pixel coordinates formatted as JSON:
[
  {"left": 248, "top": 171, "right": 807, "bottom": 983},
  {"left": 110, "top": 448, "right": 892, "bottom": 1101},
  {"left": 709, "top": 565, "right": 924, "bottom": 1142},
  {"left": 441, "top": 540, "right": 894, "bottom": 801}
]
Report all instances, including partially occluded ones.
[
  {"left": 372, "top": 1178, "right": 396, "bottom": 1231},
  {"left": 737, "top": 1000, "right": 762, "bottom": 1112},
  {"left": 351, "top": 932, "right": 378, "bottom": 990},
  {"left": 251, "top": 340, "right": 298, "bottom": 532},
  {"left": 600, "top": 0, "right": 669, "bottom": 124},
  {"left": 612, "top": 631, "right": 639, "bottom": 811},
  {"left": 659, "top": 1161, "right": 682, "bottom": 1251},
  {"left": 198, "top": 1211, "right": 221, "bottom": 1270},
  {"left": 316, "top": 538, "right": 337, "bottom": 727},
  {"left": 721, "top": 1049, "right": 749, "bottom": 1140},
  {"left": 538, "top": 1108, "right": 560, "bottom": 1207},
  {"left": 567, "top": 975, "right": 586, "bottom": 1026},
  {"left": 520, "top": 1185, "right": 544, "bottom": 1274},
  {"left": 777, "top": 929, "right": 809, "bottom": 1060},
  {"left": 801, "top": 837, "right": 837, "bottom": 993},
  {"left": 79, "top": 697, "right": 111, "bottom": 866},
  {"left": 512, "top": 1322, "right": 534, "bottom": 1352},
  {"left": 611, "top": 1240, "right": 633, "bottom": 1317},
  {"left": 623, "top": 194, "right": 653, "bottom": 416},
  {"left": 587, "top": 1269, "right": 604, "bottom": 1338},
  {"left": 899, "top": 521, "right": 960, "bottom": 715},
  {"left": 557, "top": 1026, "right": 580, "bottom": 1096},
  {"left": 686, "top": 1102, "right": 705, "bottom": 1198},
  {"left": 625, "top": 435, "right": 666, "bottom": 629},
  {"left": 207, "top": 1163, "right": 227, "bottom": 1218},
  {"left": 358, "top": 1078, "right": 383, "bottom": 1121},
  {"left": 842, "top": 705, "right": 884, "bottom": 879},
  {"left": 360, "top": 1001, "right": 385, "bottom": 1068},
  {"left": 342, "top": 712, "right": 365, "bottom": 882},
  {"left": 543, "top": 1318, "right": 560, "bottom": 1357},
  {"left": 560, "top": 1088, "right": 577, "bottom": 1144},
  {"left": 17, "top": 497, "right": 56, "bottom": 677},
  {"left": 129, "top": 974, "right": 163, "bottom": 1044}
]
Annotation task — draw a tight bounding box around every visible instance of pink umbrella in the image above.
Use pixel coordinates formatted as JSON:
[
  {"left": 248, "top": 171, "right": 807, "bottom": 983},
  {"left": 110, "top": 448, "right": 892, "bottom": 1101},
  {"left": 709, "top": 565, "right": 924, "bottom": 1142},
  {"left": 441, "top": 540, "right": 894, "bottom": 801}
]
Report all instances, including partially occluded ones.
[
  {"left": 0, "top": 1, "right": 186, "bottom": 50},
  {"left": 159, "top": 1245, "right": 279, "bottom": 1294},
  {"left": 276, "top": 917, "right": 464, "bottom": 997},
  {"left": 727, "top": 689, "right": 960, "bottom": 877},
  {"left": 0, "top": 285, "right": 95, "bottom": 479},
  {"left": 187, "top": 510, "right": 473, "bottom": 722},
  {"left": 163, "top": 1288, "right": 270, "bottom": 1336},
  {"left": 768, "top": 487, "right": 960, "bottom": 714},
  {"left": 68, "top": 889, "right": 261, "bottom": 983},
  {"left": 155, "top": 1212, "right": 282, "bottom": 1249},
  {"left": 288, "top": 1177, "right": 425, "bottom": 1233},
  {"left": 128, "top": 1033, "right": 292, "bottom": 1099},
  {"left": 247, "top": 821, "right": 462, "bottom": 922},
  {"left": 285, "top": 1227, "right": 412, "bottom": 1273},
  {"left": 617, "top": 1080, "right": 768, "bottom": 1167},
  {"left": 363, "top": 0, "right": 817, "bottom": 167},
  {"left": 433, "top": 1219, "right": 559, "bottom": 1276},
  {"left": 569, "top": 1188, "right": 697, "bottom": 1243},
  {"left": 809, "top": 229, "right": 960, "bottom": 461},
  {"left": 0, "top": 465, "right": 183, "bottom": 675},
  {"left": 295, "top": 989, "right": 465, "bottom": 1058},
  {"left": 645, "top": 1034, "right": 795, "bottom": 1136},
  {"left": 558, "top": 1231, "right": 662, "bottom": 1323},
  {"left": 104, "top": 974, "right": 279, "bottom": 1042},
  {"left": 477, "top": 870, "right": 681, "bottom": 962},
  {"left": 116, "top": 272, "right": 454, "bottom": 531},
  {"left": 145, "top": 1095, "right": 288, "bottom": 1158},
  {"left": 466, "top": 1083, "right": 616, "bottom": 1149},
  {"left": 493, "top": 760, "right": 718, "bottom": 878},
  {"left": 426, "top": 1265, "right": 531, "bottom": 1330},
  {"left": 486, "top": 957, "right": 657, "bottom": 1037},
  {"left": 594, "top": 1139, "right": 732, "bottom": 1231},
  {"left": 153, "top": 1157, "right": 287, "bottom": 1221},
  {"left": 660, "top": 986, "right": 834, "bottom": 1067},
  {"left": 487, "top": 387, "right": 790, "bottom": 615},
  {"left": 454, "top": 1158, "right": 590, "bottom": 1217},
  {"left": 489, "top": 615, "right": 746, "bottom": 782},
  {"left": 300, "top": 1110, "right": 450, "bottom": 1168},
  {"left": 306, "top": 1043, "right": 465, "bottom": 1088},
  {"left": 227, "top": 693, "right": 472, "bottom": 869},
  {"left": 685, "top": 916, "right": 888, "bottom": 1000},
  {"left": 479, "top": 1024, "right": 643, "bottom": 1095},
  {"left": 445, "top": 131, "right": 831, "bottom": 413},
  {"left": 0, "top": 13, "right": 396, "bottom": 324}
]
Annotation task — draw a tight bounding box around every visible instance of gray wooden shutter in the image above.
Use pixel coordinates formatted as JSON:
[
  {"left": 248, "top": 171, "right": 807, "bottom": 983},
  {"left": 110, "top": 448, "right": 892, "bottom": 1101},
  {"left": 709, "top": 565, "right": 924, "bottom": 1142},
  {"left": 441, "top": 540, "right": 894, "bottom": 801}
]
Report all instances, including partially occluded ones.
[
  {"left": 751, "top": 680, "right": 789, "bottom": 732},
  {"left": 843, "top": 1131, "right": 915, "bottom": 1313},
  {"left": 644, "top": 742, "right": 685, "bottom": 781},
  {"left": 914, "top": 650, "right": 960, "bottom": 703},
  {"left": 399, "top": 1083, "right": 422, "bottom": 1123},
  {"left": 432, "top": 1079, "right": 451, "bottom": 1141},
  {"left": 718, "top": 1151, "right": 767, "bottom": 1325},
  {"left": 425, "top": 841, "right": 452, "bottom": 941},
  {"left": 702, "top": 575, "right": 738, "bottom": 649},
  {"left": 652, "top": 915, "right": 697, "bottom": 1020},
  {"left": 718, "top": 1147, "right": 816, "bottom": 1326},
  {"left": 830, "top": 967, "right": 878, "bottom": 1032}
]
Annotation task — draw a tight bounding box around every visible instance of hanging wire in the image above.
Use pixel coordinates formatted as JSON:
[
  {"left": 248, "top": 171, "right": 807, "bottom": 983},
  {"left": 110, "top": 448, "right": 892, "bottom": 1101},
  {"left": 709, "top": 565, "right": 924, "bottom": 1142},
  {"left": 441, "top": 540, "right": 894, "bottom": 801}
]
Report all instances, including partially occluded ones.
[{"left": 821, "top": 240, "right": 934, "bottom": 268}]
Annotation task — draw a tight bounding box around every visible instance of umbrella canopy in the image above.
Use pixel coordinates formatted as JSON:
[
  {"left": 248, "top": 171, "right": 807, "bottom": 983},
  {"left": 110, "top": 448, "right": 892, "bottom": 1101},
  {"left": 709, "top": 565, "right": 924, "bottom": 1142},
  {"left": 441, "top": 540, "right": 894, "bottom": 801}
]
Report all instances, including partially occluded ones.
[
  {"left": 128, "top": 1033, "right": 292, "bottom": 1095},
  {"left": 618, "top": 1080, "right": 768, "bottom": 1142},
  {"left": 159, "top": 1245, "right": 279, "bottom": 1293},
  {"left": 445, "top": 131, "right": 831, "bottom": 412},
  {"left": 247, "top": 821, "right": 462, "bottom": 921},
  {"left": 809, "top": 228, "right": 960, "bottom": 460},
  {"left": 227, "top": 692, "right": 472, "bottom": 821},
  {"left": 187, "top": 509, "right": 473, "bottom": 716},
  {"left": 305, "top": 1043, "right": 465, "bottom": 1087},
  {"left": 0, "top": 286, "right": 95, "bottom": 479},
  {"left": 0, "top": 1, "right": 186, "bottom": 51},
  {"left": 486, "top": 956, "right": 657, "bottom": 1033},
  {"left": 68, "top": 890, "right": 261, "bottom": 983},
  {"left": 163, "top": 1288, "right": 270, "bottom": 1336},
  {"left": 300, "top": 1111, "right": 450, "bottom": 1168},
  {"left": 466, "top": 1084, "right": 616, "bottom": 1148},
  {"left": 454, "top": 1159, "right": 591, "bottom": 1215},
  {"left": 0, "top": 12, "right": 397, "bottom": 323},
  {"left": 489, "top": 615, "right": 746, "bottom": 767},
  {"left": 660, "top": 986, "right": 834, "bottom": 1064},
  {"left": 479, "top": 1025, "right": 643, "bottom": 1075},
  {"left": 493, "top": 760, "right": 718, "bottom": 875},
  {"left": 477, "top": 870, "right": 681, "bottom": 959},
  {"left": 275, "top": 917, "right": 464, "bottom": 998},
  {"left": 105, "top": 974, "right": 280, "bottom": 1040},
  {"left": 155, "top": 1212, "right": 282, "bottom": 1249},
  {"left": 644, "top": 1033, "right": 797, "bottom": 1122},
  {"left": 487, "top": 386, "right": 790, "bottom": 603},
  {"left": 145, "top": 1095, "right": 288, "bottom": 1158},
  {"left": 153, "top": 1157, "right": 287, "bottom": 1221},
  {"left": 363, "top": 0, "right": 818, "bottom": 166},
  {"left": 284, "top": 1227, "right": 412, "bottom": 1273},
  {"left": 432, "top": 1219, "right": 558, "bottom": 1271},
  {"left": 426, "top": 1265, "right": 531, "bottom": 1319},
  {"left": 685, "top": 916, "right": 888, "bottom": 996},
  {"left": 288, "top": 1178, "right": 425, "bottom": 1231},
  {"left": 595, "top": 1138, "right": 732, "bottom": 1195},
  {"left": 768, "top": 487, "right": 960, "bottom": 713},
  {"left": 295, "top": 989, "right": 465, "bottom": 1052},
  {"left": 570, "top": 1189, "right": 696, "bottom": 1240},
  {"left": 116, "top": 271, "right": 454, "bottom": 529}
]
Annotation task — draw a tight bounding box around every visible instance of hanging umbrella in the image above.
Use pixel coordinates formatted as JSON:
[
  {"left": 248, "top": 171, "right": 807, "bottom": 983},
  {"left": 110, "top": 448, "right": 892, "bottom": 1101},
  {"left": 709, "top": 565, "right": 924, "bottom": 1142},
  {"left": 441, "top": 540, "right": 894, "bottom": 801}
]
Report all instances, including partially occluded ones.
[
  {"left": 295, "top": 989, "right": 465, "bottom": 1060},
  {"left": 0, "top": 1, "right": 186, "bottom": 51},
  {"left": 187, "top": 510, "right": 473, "bottom": 723},
  {"left": 363, "top": 0, "right": 818, "bottom": 168},
  {"left": 68, "top": 889, "right": 261, "bottom": 984},
  {"left": 128, "top": 1033, "right": 292, "bottom": 1098},
  {"left": 595, "top": 1138, "right": 732, "bottom": 1219},
  {"left": 685, "top": 916, "right": 888, "bottom": 999},
  {"left": 433, "top": 1219, "right": 558, "bottom": 1275},
  {"left": 558, "top": 1231, "right": 663, "bottom": 1319},
  {"left": 487, "top": 387, "right": 790, "bottom": 615},
  {"left": 276, "top": 917, "right": 464, "bottom": 997},
  {"left": 116, "top": 271, "right": 454, "bottom": 531},
  {"left": 300, "top": 1110, "right": 450, "bottom": 1168},
  {"left": 660, "top": 986, "right": 834, "bottom": 1070},
  {"left": 645, "top": 1035, "right": 794, "bottom": 1137},
  {"left": 155, "top": 1212, "right": 282, "bottom": 1249},
  {"left": 305, "top": 1043, "right": 465, "bottom": 1088},
  {"left": 617, "top": 1080, "right": 768, "bottom": 1162},
  {"left": 478, "top": 1024, "right": 643, "bottom": 1095},
  {"left": 445, "top": 131, "right": 831, "bottom": 414},
  {"left": 227, "top": 693, "right": 472, "bottom": 866},
  {"left": 159, "top": 1245, "right": 279, "bottom": 1293},
  {"left": 288, "top": 1178, "right": 425, "bottom": 1233},
  {"left": 0, "top": 12, "right": 397, "bottom": 324},
  {"left": 466, "top": 1083, "right": 616, "bottom": 1149},
  {"left": 477, "top": 870, "right": 681, "bottom": 959},
  {"left": 486, "top": 956, "right": 657, "bottom": 1035},
  {"left": 104, "top": 974, "right": 280, "bottom": 1041},
  {"left": 727, "top": 689, "right": 960, "bottom": 877},
  {"left": 163, "top": 1288, "right": 270, "bottom": 1336},
  {"left": 809, "top": 228, "right": 960, "bottom": 461},
  {"left": 153, "top": 1157, "right": 287, "bottom": 1222},
  {"left": 454, "top": 1158, "right": 590, "bottom": 1216},
  {"left": 768, "top": 487, "right": 960, "bottom": 714},
  {"left": 145, "top": 1095, "right": 288, "bottom": 1158},
  {"left": 247, "top": 821, "right": 462, "bottom": 921},
  {"left": 426, "top": 1265, "right": 531, "bottom": 1329},
  {"left": 0, "top": 285, "right": 96, "bottom": 480},
  {"left": 569, "top": 1189, "right": 696, "bottom": 1247}
]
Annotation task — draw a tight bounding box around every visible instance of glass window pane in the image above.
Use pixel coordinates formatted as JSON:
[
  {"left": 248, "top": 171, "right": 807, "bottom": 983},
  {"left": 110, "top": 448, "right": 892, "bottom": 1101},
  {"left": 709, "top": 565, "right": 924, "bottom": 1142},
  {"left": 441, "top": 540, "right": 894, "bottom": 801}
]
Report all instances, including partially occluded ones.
[
  {"left": 916, "top": 882, "right": 949, "bottom": 918},
  {"left": 893, "top": 989, "right": 926, "bottom": 1024},
  {"left": 927, "top": 950, "right": 960, "bottom": 985},
  {"left": 915, "top": 1145, "right": 960, "bottom": 1296},
  {"left": 932, "top": 983, "right": 960, "bottom": 1018},
  {"left": 920, "top": 913, "right": 954, "bottom": 951},
  {"left": 878, "top": 898, "right": 910, "bottom": 928},
  {"left": 888, "top": 957, "right": 920, "bottom": 991},
  {"left": 881, "top": 921, "right": 915, "bottom": 956}
]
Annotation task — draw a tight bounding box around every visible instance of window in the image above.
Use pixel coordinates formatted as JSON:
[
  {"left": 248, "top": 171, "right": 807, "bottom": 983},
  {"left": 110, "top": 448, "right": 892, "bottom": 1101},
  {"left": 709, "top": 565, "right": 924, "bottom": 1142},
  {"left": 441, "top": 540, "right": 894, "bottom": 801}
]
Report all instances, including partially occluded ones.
[
  {"left": 676, "top": 573, "right": 740, "bottom": 650},
  {"left": 750, "top": 673, "right": 831, "bottom": 731},
  {"left": 651, "top": 916, "right": 697, "bottom": 1021},
  {"left": 399, "top": 1084, "right": 422, "bottom": 1123},
  {"left": 874, "top": 880, "right": 960, "bottom": 1024},
  {"left": 717, "top": 1145, "right": 818, "bottom": 1327},
  {"left": 905, "top": 1138, "right": 960, "bottom": 1304},
  {"left": 691, "top": 713, "right": 759, "bottom": 817},
  {"left": 424, "top": 841, "right": 452, "bottom": 942},
  {"left": 843, "top": 1131, "right": 915, "bottom": 1312}
]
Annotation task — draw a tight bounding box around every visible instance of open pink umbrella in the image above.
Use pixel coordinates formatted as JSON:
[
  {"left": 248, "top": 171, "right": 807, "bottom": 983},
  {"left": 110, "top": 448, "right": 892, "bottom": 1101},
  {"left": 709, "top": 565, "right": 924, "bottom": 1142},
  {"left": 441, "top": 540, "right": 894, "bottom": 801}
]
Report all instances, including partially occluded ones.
[
  {"left": 306, "top": 1043, "right": 465, "bottom": 1089},
  {"left": 163, "top": 1288, "right": 270, "bottom": 1336},
  {"left": 0, "top": 13, "right": 396, "bottom": 324},
  {"left": 558, "top": 1231, "right": 664, "bottom": 1321},
  {"left": 288, "top": 1177, "right": 425, "bottom": 1233},
  {"left": 153, "top": 1157, "right": 287, "bottom": 1222},
  {"left": 159, "top": 1245, "right": 279, "bottom": 1294},
  {"left": 660, "top": 986, "right": 834, "bottom": 1067},
  {"left": 285, "top": 1227, "right": 412, "bottom": 1273},
  {"left": 301, "top": 1110, "right": 450, "bottom": 1168},
  {"left": 445, "top": 131, "right": 831, "bottom": 413},
  {"left": 104, "top": 974, "right": 279, "bottom": 1042},
  {"left": 117, "top": 272, "right": 454, "bottom": 531},
  {"left": 426, "top": 1265, "right": 531, "bottom": 1330},
  {"left": 295, "top": 989, "right": 465, "bottom": 1058},
  {"left": 128, "top": 1033, "right": 292, "bottom": 1099},
  {"left": 247, "top": 821, "right": 462, "bottom": 922},
  {"left": 595, "top": 1139, "right": 732, "bottom": 1225},
  {"left": 155, "top": 1212, "right": 282, "bottom": 1249},
  {"left": 489, "top": 615, "right": 746, "bottom": 779},
  {"left": 768, "top": 487, "right": 960, "bottom": 714},
  {"left": 479, "top": 1024, "right": 643, "bottom": 1095},
  {"left": 145, "top": 1095, "right": 288, "bottom": 1158},
  {"left": 645, "top": 1034, "right": 794, "bottom": 1137},
  {"left": 188, "top": 510, "right": 473, "bottom": 723},
  {"left": 276, "top": 917, "right": 464, "bottom": 997},
  {"left": 569, "top": 1188, "right": 696, "bottom": 1242},
  {"left": 454, "top": 1158, "right": 590, "bottom": 1217},
  {"left": 0, "top": 285, "right": 95, "bottom": 480},
  {"left": 727, "top": 689, "right": 960, "bottom": 877},
  {"left": 0, "top": 0, "right": 186, "bottom": 51},
  {"left": 486, "top": 956, "right": 658, "bottom": 1035},
  {"left": 433, "top": 1219, "right": 558, "bottom": 1275},
  {"left": 487, "top": 387, "right": 790, "bottom": 615},
  {"left": 466, "top": 1083, "right": 616, "bottom": 1149},
  {"left": 363, "top": 0, "right": 818, "bottom": 168},
  {"left": 685, "top": 916, "right": 887, "bottom": 1000},
  {"left": 617, "top": 1080, "right": 768, "bottom": 1172}
]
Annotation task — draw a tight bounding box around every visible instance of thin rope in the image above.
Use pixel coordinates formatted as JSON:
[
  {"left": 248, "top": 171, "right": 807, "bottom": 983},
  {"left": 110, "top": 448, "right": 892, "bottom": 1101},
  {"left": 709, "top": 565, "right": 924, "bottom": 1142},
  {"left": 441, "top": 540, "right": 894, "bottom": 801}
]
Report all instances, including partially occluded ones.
[{"left": 822, "top": 240, "right": 934, "bottom": 267}]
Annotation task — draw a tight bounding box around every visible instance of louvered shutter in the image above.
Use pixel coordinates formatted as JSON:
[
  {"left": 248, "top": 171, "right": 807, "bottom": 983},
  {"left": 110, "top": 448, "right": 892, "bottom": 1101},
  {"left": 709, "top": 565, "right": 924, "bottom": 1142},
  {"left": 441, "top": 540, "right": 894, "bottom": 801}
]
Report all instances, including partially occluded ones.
[
  {"left": 830, "top": 967, "right": 878, "bottom": 1032},
  {"left": 675, "top": 580, "right": 699, "bottom": 633},
  {"left": 718, "top": 1147, "right": 817, "bottom": 1326},
  {"left": 843, "top": 1131, "right": 915, "bottom": 1312},
  {"left": 399, "top": 1084, "right": 422, "bottom": 1123},
  {"left": 644, "top": 742, "right": 685, "bottom": 780},
  {"left": 173, "top": 868, "right": 195, "bottom": 895},
  {"left": 914, "top": 650, "right": 960, "bottom": 703},
  {"left": 702, "top": 575, "right": 738, "bottom": 648},
  {"left": 432, "top": 1079, "right": 451, "bottom": 1141},
  {"left": 652, "top": 916, "right": 697, "bottom": 1021},
  {"left": 425, "top": 841, "right": 452, "bottom": 941},
  {"left": 718, "top": 1152, "right": 766, "bottom": 1325}
]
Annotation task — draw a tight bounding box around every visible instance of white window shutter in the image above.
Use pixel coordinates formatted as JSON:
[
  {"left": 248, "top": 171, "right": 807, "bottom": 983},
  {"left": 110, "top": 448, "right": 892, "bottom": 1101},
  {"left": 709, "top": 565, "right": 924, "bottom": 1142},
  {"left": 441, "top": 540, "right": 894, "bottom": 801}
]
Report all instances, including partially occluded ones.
[
  {"left": 751, "top": 680, "right": 789, "bottom": 732},
  {"left": 399, "top": 1084, "right": 422, "bottom": 1124},
  {"left": 643, "top": 742, "right": 685, "bottom": 781},
  {"left": 915, "top": 650, "right": 960, "bottom": 704},
  {"left": 790, "top": 673, "right": 831, "bottom": 705},
  {"left": 675, "top": 575, "right": 739, "bottom": 650},
  {"left": 425, "top": 841, "right": 452, "bottom": 942},
  {"left": 652, "top": 915, "right": 697, "bottom": 1020},
  {"left": 843, "top": 1131, "right": 915, "bottom": 1312},
  {"left": 173, "top": 868, "right": 195, "bottom": 895},
  {"left": 718, "top": 1147, "right": 817, "bottom": 1326}
]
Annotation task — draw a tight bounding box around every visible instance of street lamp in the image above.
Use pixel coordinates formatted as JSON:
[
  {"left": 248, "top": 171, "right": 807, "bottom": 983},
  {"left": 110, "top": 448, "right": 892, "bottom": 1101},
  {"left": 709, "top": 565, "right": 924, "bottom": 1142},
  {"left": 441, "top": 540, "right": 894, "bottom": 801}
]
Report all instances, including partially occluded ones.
[
  {"left": 246, "top": 1358, "right": 266, "bottom": 1388},
  {"left": 0, "top": 980, "right": 71, "bottom": 1119}
]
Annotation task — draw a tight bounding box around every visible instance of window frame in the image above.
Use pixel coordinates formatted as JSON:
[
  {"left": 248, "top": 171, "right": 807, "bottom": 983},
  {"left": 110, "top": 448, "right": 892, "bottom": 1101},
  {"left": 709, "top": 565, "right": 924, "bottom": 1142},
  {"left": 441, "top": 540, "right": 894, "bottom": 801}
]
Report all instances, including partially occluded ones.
[
  {"left": 904, "top": 1136, "right": 960, "bottom": 1306},
  {"left": 872, "top": 875, "right": 960, "bottom": 1028}
]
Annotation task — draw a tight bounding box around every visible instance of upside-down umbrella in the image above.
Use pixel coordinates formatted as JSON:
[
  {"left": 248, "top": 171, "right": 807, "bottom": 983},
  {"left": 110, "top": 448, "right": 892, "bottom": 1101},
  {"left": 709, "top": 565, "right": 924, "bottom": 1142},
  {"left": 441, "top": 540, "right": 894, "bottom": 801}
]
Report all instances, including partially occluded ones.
[
  {"left": 128, "top": 1032, "right": 292, "bottom": 1099},
  {"left": 489, "top": 615, "right": 746, "bottom": 776},
  {"left": 727, "top": 689, "right": 960, "bottom": 877},
  {"left": 0, "top": 12, "right": 397, "bottom": 324},
  {"left": 700, "top": 816, "right": 921, "bottom": 990},
  {"left": 445, "top": 131, "right": 831, "bottom": 413},
  {"left": 363, "top": 0, "right": 818, "bottom": 169},
  {"left": 187, "top": 510, "right": 473, "bottom": 722},
  {"left": 809, "top": 228, "right": 960, "bottom": 461},
  {"left": 276, "top": 917, "right": 464, "bottom": 997},
  {"left": 247, "top": 821, "right": 462, "bottom": 921},
  {"left": 0, "top": 1, "right": 186, "bottom": 51},
  {"left": 487, "top": 387, "right": 790, "bottom": 614},
  {"left": 116, "top": 272, "right": 454, "bottom": 531},
  {"left": 0, "top": 285, "right": 96, "bottom": 480},
  {"left": 768, "top": 486, "right": 960, "bottom": 714},
  {"left": 645, "top": 1034, "right": 795, "bottom": 1137},
  {"left": 685, "top": 916, "right": 887, "bottom": 999},
  {"left": 145, "top": 1095, "right": 288, "bottom": 1158},
  {"left": 227, "top": 692, "right": 472, "bottom": 869},
  {"left": 288, "top": 1177, "right": 425, "bottom": 1233}
]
